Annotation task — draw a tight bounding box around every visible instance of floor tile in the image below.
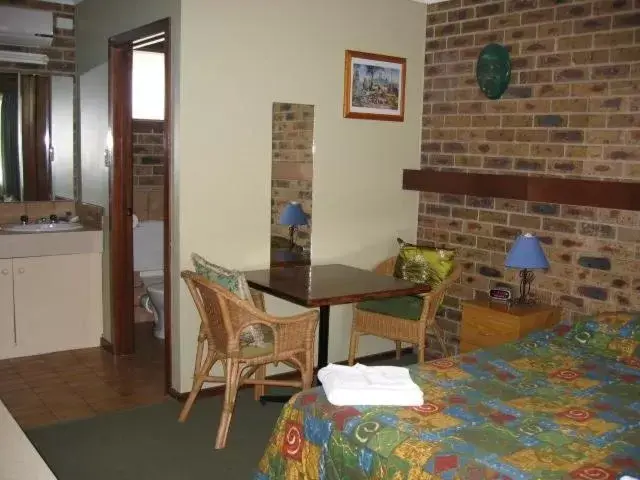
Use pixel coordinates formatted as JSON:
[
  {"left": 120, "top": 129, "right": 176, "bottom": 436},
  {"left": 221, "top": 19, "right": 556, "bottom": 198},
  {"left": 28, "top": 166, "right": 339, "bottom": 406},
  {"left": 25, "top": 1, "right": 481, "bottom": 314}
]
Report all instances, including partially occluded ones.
[{"left": 0, "top": 324, "right": 167, "bottom": 429}]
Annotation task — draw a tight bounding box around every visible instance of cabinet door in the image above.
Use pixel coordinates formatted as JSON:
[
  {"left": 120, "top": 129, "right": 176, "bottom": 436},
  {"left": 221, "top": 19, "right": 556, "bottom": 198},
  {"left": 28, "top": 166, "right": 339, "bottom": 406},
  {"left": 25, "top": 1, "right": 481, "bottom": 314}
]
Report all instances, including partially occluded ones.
[
  {"left": 0, "top": 259, "right": 16, "bottom": 358},
  {"left": 13, "top": 254, "right": 91, "bottom": 356}
]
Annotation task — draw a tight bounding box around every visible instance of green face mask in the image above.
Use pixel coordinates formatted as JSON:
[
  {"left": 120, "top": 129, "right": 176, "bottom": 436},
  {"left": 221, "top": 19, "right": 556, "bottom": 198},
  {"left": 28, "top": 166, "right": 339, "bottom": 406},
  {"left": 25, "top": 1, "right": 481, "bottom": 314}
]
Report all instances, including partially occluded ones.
[{"left": 476, "top": 43, "right": 512, "bottom": 100}]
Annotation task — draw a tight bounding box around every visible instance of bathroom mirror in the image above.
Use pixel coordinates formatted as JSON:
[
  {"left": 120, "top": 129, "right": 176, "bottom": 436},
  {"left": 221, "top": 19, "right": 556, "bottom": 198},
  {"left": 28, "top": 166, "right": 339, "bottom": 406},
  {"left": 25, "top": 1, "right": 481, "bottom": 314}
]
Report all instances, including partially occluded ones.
[
  {"left": 271, "top": 102, "right": 314, "bottom": 266},
  {"left": 0, "top": 72, "right": 75, "bottom": 202}
]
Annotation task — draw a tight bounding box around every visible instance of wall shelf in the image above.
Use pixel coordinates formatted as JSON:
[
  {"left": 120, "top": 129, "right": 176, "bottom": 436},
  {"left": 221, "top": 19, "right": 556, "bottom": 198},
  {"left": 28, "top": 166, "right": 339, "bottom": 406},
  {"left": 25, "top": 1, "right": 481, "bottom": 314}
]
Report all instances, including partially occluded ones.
[{"left": 402, "top": 169, "right": 640, "bottom": 211}]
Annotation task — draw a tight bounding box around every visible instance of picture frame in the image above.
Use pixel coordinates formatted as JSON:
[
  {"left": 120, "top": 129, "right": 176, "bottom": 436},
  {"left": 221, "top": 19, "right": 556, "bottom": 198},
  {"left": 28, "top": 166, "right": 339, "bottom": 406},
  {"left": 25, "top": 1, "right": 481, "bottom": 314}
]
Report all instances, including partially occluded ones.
[{"left": 343, "top": 49, "right": 406, "bottom": 122}]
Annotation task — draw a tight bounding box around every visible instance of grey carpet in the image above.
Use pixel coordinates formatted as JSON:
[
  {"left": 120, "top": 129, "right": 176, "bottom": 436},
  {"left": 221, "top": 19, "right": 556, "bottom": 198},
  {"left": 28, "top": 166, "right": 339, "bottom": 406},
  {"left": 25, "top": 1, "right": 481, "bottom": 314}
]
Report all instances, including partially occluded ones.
[
  {"left": 26, "top": 354, "right": 417, "bottom": 480},
  {"left": 26, "top": 389, "right": 288, "bottom": 480}
]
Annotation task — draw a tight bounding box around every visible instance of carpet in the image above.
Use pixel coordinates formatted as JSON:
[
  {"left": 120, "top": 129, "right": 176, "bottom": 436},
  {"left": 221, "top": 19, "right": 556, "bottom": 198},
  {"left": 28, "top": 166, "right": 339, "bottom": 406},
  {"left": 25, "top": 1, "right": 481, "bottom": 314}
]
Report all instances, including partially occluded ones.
[
  {"left": 26, "top": 388, "right": 288, "bottom": 480},
  {"left": 26, "top": 354, "right": 417, "bottom": 480}
]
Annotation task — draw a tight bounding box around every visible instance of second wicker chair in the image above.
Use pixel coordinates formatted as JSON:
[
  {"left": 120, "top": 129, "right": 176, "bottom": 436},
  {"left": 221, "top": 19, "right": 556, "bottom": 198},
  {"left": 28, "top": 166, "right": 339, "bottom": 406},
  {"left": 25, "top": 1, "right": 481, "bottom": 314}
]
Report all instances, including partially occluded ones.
[{"left": 348, "top": 257, "right": 461, "bottom": 365}]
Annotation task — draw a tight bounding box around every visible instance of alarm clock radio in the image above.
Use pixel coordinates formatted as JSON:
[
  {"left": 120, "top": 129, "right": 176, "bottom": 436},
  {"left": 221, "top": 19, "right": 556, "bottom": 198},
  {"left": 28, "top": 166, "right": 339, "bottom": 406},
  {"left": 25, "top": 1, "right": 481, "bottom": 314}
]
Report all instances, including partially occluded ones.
[{"left": 489, "top": 286, "right": 513, "bottom": 305}]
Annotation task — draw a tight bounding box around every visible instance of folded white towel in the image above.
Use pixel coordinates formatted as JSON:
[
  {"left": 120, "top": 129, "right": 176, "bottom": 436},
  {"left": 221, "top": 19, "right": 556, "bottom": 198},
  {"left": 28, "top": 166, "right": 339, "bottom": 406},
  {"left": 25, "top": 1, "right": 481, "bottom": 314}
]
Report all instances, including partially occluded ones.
[{"left": 317, "top": 363, "right": 423, "bottom": 406}]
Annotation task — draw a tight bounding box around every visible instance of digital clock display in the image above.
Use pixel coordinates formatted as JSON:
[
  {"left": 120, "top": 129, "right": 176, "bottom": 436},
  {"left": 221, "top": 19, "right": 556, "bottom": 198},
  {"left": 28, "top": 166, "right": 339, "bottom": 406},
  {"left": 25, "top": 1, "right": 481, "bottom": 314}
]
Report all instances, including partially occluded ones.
[{"left": 489, "top": 287, "right": 512, "bottom": 302}]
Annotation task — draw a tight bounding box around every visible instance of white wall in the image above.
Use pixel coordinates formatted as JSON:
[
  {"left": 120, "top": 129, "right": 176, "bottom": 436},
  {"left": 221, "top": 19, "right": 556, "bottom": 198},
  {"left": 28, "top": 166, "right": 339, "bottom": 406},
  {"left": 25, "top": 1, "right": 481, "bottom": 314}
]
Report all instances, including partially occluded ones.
[
  {"left": 177, "top": 0, "right": 426, "bottom": 391},
  {"left": 76, "top": 0, "right": 180, "bottom": 343}
]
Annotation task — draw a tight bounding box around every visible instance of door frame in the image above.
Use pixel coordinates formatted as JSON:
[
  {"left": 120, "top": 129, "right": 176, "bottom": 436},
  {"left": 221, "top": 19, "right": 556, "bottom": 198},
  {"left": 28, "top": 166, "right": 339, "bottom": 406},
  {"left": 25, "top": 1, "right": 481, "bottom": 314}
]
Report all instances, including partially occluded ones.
[{"left": 108, "top": 18, "right": 173, "bottom": 392}]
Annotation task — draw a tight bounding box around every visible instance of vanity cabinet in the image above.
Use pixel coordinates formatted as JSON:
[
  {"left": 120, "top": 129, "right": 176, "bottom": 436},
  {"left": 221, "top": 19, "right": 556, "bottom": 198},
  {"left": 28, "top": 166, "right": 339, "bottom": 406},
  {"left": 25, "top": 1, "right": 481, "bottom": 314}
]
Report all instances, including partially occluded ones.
[
  {"left": 0, "top": 259, "right": 15, "bottom": 354},
  {"left": 0, "top": 253, "right": 103, "bottom": 360}
]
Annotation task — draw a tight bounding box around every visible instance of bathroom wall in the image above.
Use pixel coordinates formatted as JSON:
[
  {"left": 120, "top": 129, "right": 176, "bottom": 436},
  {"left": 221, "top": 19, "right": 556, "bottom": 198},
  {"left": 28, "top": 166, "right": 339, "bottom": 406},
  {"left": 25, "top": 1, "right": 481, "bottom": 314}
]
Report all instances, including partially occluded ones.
[{"left": 132, "top": 119, "right": 165, "bottom": 222}]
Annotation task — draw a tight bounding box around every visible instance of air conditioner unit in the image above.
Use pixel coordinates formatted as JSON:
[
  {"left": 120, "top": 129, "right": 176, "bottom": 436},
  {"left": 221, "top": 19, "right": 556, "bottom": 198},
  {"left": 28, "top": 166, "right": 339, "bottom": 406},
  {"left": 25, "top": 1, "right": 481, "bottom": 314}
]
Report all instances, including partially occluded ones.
[{"left": 0, "top": 6, "right": 54, "bottom": 48}]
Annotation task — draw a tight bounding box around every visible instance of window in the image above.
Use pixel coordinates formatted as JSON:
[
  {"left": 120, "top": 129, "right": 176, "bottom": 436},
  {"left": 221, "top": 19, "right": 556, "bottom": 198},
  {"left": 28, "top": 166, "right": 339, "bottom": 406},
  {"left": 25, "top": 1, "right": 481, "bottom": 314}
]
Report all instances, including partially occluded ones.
[{"left": 132, "top": 51, "right": 164, "bottom": 120}]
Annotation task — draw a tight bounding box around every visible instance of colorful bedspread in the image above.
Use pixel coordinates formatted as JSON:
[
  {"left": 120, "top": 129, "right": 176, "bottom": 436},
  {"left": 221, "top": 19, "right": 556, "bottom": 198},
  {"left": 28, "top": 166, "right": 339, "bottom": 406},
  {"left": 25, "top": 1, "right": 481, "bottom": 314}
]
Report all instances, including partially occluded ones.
[{"left": 254, "top": 313, "right": 640, "bottom": 479}]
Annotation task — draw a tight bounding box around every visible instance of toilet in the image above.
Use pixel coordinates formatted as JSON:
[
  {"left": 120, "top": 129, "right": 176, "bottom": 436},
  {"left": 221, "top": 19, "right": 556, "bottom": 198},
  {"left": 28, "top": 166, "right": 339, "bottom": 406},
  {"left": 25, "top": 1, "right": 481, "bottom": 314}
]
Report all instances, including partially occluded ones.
[{"left": 133, "top": 220, "right": 165, "bottom": 340}]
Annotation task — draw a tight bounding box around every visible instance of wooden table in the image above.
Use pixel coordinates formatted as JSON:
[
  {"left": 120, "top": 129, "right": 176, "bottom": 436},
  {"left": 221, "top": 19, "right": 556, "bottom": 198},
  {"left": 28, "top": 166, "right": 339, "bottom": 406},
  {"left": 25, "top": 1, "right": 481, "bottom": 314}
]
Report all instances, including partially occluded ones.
[{"left": 244, "top": 263, "right": 432, "bottom": 374}]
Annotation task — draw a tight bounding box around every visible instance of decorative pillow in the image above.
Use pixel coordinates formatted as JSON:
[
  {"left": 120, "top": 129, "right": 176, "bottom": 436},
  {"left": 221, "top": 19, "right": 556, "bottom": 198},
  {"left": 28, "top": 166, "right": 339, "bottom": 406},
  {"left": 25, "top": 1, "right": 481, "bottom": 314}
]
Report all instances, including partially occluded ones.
[
  {"left": 393, "top": 238, "right": 456, "bottom": 286},
  {"left": 564, "top": 311, "right": 640, "bottom": 360},
  {"left": 191, "top": 253, "right": 267, "bottom": 347}
]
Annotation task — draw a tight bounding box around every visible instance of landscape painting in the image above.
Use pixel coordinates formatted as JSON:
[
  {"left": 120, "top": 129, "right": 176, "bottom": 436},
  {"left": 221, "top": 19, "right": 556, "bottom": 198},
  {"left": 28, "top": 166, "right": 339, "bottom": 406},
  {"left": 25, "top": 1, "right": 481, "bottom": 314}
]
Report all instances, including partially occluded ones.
[{"left": 343, "top": 50, "right": 406, "bottom": 122}]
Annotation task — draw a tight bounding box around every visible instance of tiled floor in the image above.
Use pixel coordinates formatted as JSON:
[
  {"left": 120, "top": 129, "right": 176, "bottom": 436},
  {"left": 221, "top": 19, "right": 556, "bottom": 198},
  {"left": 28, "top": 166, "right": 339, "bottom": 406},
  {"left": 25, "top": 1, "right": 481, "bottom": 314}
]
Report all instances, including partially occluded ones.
[{"left": 0, "top": 323, "right": 167, "bottom": 429}]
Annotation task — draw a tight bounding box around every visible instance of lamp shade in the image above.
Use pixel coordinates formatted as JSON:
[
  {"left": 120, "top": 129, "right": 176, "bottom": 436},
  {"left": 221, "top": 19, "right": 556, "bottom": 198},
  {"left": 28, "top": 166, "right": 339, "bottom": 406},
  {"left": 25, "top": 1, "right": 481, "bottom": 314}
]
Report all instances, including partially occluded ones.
[
  {"left": 279, "top": 202, "right": 308, "bottom": 226},
  {"left": 505, "top": 233, "right": 549, "bottom": 270}
]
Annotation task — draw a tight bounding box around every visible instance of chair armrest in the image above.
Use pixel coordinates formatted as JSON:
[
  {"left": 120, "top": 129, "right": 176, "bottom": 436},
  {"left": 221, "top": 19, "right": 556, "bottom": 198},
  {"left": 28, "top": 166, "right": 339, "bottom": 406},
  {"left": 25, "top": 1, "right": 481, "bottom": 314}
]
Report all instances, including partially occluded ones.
[{"left": 222, "top": 292, "right": 318, "bottom": 352}]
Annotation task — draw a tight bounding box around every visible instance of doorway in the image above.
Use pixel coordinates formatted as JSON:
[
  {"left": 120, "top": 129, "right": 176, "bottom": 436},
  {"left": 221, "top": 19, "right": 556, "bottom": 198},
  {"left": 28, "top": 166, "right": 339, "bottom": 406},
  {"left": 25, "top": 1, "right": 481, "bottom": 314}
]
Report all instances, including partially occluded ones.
[{"left": 107, "top": 18, "right": 172, "bottom": 392}]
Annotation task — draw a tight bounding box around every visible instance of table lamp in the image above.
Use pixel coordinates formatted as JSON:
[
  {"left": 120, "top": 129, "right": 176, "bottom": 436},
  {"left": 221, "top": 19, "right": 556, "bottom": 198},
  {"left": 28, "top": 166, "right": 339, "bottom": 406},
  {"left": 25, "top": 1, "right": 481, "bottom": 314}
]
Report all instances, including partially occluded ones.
[
  {"left": 278, "top": 201, "right": 308, "bottom": 250},
  {"left": 505, "top": 233, "right": 549, "bottom": 304}
]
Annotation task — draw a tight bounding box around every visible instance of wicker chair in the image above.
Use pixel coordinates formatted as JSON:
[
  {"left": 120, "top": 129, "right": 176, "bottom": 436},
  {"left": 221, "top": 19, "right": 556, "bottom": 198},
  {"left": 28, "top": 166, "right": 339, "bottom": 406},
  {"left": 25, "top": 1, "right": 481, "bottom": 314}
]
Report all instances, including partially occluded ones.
[
  {"left": 179, "top": 271, "right": 318, "bottom": 449},
  {"left": 348, "top": 257, "right": 461, "bottom": 365}
]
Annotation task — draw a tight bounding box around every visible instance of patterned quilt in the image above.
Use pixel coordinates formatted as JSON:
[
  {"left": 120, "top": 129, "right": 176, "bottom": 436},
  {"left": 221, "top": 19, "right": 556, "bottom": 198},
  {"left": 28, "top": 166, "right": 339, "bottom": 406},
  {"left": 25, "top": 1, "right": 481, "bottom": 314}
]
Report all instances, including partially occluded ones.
[{"left": 254, "top": 312, "right": 640, "bottom": 480}]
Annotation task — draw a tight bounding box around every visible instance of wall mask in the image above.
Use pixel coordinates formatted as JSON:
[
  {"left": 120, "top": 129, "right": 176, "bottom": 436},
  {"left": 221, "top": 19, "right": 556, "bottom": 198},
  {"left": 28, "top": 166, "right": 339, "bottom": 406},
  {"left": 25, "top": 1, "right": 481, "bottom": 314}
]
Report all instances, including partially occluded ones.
[{"left": 475, "top": 43, "right": 511, "bottom": 100}]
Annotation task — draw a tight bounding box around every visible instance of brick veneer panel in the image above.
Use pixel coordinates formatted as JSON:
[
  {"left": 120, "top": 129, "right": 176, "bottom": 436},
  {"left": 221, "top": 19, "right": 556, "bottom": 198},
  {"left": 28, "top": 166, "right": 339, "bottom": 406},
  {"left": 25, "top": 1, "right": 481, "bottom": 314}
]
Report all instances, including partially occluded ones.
[
  {"left": 420, "top": 0, "right": 640, "bottom": 355},
  {"left": 132, "top": 119, "right": 165, "bottom": 221},
  {"left": 0, "top": 0, "right": 75, "bottom": 75},
  {"left": 271, "top": 103, "right": 314, "bottom": 247}
]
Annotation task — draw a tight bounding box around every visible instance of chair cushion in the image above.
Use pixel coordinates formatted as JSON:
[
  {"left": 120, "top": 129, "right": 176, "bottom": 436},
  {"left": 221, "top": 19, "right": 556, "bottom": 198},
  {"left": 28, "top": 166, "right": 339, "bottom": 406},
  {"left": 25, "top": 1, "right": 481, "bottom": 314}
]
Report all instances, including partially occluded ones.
[
  {"left": 393, "top": 237, "right": 456, "bottom": 287},
  {"left": 357, "top": 295, "right": 424, "bottom": 321},
  {"left": 191, "top": 253, "right": 267, "bottom": 347}
]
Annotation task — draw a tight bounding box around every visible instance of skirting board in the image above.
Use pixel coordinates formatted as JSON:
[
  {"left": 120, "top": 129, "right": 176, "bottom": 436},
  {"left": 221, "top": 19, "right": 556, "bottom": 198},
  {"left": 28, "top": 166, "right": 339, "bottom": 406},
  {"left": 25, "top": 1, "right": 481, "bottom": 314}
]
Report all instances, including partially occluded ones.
[
  {"left": 99, "top": 336, "right": 114, "bottom": 354},
  {"left": 168, "top": 347, "right": 418, "bottom": 401}
]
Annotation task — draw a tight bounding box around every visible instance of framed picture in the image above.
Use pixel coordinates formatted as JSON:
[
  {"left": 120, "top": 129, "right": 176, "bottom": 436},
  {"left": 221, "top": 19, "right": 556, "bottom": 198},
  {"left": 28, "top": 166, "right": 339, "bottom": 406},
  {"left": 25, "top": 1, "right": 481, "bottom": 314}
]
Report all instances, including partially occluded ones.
[{"left": 343, "top": 50, "right": 406, "bottom": 122}]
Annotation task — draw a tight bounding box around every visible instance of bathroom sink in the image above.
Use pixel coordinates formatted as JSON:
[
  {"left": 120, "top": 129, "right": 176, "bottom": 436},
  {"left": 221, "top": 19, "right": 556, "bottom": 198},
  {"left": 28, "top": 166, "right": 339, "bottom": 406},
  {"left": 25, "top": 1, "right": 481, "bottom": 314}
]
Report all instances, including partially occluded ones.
[{"left": 1, "top": 222, "right": 83, "bottom": 233}]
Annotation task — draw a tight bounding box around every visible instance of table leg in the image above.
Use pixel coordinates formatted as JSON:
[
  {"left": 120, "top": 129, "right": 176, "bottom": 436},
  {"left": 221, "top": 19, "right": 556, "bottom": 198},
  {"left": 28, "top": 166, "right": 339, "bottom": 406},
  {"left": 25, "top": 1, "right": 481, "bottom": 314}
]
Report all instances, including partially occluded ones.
[
  {"left": 317, "top": 305, "right": 330, "bottom": 370},
  {"left": 260, "top": 305, "right": 330, "bottom": 405}
]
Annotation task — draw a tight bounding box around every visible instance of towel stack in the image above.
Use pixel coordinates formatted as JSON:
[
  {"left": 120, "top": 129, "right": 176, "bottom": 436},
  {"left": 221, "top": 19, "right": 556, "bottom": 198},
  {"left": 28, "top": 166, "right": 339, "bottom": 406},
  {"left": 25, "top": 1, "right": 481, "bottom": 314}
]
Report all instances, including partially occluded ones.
[{"left": 317, "top": 363, "right": 423, "bottom": 406}]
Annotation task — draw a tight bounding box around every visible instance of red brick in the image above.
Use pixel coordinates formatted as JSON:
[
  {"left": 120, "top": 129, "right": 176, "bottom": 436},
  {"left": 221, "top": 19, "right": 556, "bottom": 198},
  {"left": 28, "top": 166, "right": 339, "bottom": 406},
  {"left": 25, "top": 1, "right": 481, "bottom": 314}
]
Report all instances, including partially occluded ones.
[
  {"left": 521, "top": 39, "right": 555, "bottom": 54},
  {"left": 574, "top": 16, "right": 613, "bottom": 33},
  {"left": 490, "top": 13, "right": 521, "bottom": 29},
  {"left": 594, "top": 30, "right": 635, "bottom": 47},
  {"left": 469, "top": 142, "right": 498, "bottom": 155},
  {"left": 516, "top": 129, "right": 549, "bottom": 142},
  {"left": 462, "top": 18, "right": 489, "bottom": 33},
  {"left": 558, "top": 34, "right": 593, "bottom": 51},
  {"left": 537, "top": 20, "right": 573, "bottom": 37},
  {"left": 522, "top": 8, "right": 554, "bottom": 24},
  {"left": 537, "top": 84, "right": 572, "bottom": 97},
  {"left": 592, "top": 64, "right": 631, "bottom": 80},
  {"left": 551, "top": 99, "right": 589, "bottom": 112},
  {"left": 569, "top": 114, "right": 607, "bottom": 128},
  {"left": 519, "top": 69, "right": 553, "bottom": 84},
  {"left": 557, "top": 2, "right": 592, "bottom": 18},
  {"left": 593, "top": 0, "right": 634, "bottom": 14},
  {"left": 518, "top": 99, "right": 551, "bottom": 113},
  {"left": 475, "top": 31, "right": 505, "bottom": 46},
  {"left": 537, "top": 53, "right": 572, "bottom": 68},
  {"left": 486, "top": 129, "right": 515, "bottom": 142},
  {"left": 505, "top": 26, "right": 537, "bottom": 42},
  {"left": 531, "top": 144, "right": 564, "bottom": 157}
]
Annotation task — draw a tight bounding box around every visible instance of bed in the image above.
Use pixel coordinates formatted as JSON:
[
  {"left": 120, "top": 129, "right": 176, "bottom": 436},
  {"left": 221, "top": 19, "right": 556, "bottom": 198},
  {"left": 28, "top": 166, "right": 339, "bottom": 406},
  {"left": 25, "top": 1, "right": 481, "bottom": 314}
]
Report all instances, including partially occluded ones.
[{"left": 254, "top": 311, "right": 640, "bottom": 479}]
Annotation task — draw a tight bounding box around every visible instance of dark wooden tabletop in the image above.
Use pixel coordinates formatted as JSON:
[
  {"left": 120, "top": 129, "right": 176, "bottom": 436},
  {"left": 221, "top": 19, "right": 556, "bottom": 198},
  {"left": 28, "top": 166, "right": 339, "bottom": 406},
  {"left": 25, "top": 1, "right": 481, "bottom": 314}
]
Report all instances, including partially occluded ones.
[{"left": 244, "top": 263, "right": 432, "bottom": 308}]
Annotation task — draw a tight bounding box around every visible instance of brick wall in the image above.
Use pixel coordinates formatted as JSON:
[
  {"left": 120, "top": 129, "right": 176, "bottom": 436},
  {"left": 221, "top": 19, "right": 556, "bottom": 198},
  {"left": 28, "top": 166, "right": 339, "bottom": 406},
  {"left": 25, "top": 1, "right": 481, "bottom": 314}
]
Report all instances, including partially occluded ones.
[
  {"left": 0, "top": 0, "right": 75, "bottom": 75},
  {"left": 271, "top": 102, "right": 314, "bottom": 247},
  {"left": 132, "top": 119, "right": 165, "bottom": 221},
  {"left": 420, "top": 0, "right": 640, "bottom": 355}
]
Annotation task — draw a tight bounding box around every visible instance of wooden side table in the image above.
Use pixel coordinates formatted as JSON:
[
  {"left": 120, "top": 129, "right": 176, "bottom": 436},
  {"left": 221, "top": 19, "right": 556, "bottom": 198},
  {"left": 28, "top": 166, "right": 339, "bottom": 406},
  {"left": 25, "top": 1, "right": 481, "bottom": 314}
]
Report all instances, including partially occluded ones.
[{"left": 460, "top": 299, "right": 561, "bottom": 353}]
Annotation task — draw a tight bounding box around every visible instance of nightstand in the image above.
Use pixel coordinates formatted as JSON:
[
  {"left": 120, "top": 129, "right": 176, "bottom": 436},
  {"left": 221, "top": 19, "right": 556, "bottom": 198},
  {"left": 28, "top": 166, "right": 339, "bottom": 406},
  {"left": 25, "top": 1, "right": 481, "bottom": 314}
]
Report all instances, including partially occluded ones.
[{"left": 460, "top": 299, "right": 561, "bottom": 353}]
